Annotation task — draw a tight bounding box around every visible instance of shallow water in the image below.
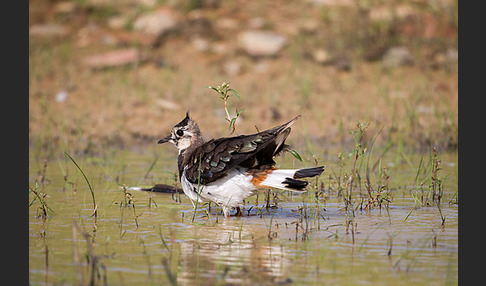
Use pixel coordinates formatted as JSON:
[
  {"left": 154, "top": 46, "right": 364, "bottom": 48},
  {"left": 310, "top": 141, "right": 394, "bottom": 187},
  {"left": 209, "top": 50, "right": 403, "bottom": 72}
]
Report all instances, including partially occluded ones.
[{"left": 29, "top": 146, "right": 458, "bottom": 285}]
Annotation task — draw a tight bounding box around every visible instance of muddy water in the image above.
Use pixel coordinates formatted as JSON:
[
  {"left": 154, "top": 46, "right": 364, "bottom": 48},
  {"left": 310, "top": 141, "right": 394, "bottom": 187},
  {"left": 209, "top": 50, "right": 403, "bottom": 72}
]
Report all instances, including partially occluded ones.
[{"left": 29, "top": 147, "right": 458, "bottom": 285}]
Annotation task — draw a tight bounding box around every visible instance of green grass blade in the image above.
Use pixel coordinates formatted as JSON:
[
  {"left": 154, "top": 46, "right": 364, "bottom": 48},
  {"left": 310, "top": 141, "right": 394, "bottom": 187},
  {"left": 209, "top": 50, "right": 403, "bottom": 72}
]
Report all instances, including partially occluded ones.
[{"left": 65, "top": 152, "right": 97, "bottom": 217}]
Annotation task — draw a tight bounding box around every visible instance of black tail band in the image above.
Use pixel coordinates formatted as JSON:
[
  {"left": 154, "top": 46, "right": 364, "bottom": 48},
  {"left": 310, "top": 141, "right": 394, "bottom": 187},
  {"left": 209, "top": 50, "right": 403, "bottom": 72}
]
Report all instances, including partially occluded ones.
[
  {"left": 282, "top": 178, "right": 308, "bottom": 190},
  {"left": 293, "top": 166, "right": 325, "bottom": 179}
]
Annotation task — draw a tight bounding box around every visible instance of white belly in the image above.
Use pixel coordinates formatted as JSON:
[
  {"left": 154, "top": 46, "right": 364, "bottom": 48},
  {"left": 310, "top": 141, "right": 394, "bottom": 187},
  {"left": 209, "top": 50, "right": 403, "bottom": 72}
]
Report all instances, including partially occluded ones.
[{"left": 180, "top": 168, "right": 257, "bottom": 209}]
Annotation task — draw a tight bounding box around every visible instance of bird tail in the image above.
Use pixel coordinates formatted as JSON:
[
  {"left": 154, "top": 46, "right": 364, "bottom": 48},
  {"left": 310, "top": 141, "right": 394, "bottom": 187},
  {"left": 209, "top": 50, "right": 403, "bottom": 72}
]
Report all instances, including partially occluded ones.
[{"left": 259, "top": 166, "right": 325, "bottom": 191}]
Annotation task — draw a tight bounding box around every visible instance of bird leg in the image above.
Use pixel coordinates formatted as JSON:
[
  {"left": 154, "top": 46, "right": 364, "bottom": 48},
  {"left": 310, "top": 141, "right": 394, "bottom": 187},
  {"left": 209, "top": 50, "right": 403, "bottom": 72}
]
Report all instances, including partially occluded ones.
[{"left": 235, "top": 206, "right": 243, "bottom": 217}]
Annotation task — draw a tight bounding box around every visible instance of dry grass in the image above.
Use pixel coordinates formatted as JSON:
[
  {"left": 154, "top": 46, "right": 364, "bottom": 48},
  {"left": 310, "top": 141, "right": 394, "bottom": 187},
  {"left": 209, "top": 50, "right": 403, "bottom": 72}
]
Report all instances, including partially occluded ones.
[{"left": 29, "top": 0, "right": 457, "bottom": 156}]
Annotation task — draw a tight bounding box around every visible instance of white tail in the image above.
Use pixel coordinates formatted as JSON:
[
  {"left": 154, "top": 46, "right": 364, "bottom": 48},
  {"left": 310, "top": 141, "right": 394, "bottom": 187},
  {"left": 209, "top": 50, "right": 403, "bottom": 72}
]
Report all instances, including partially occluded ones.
[
  {"left": 260, "top": 166, "right": 325, "bottom": 191},
  {"left": 260, "top": 169, "right": 305, "bottom": 191}
]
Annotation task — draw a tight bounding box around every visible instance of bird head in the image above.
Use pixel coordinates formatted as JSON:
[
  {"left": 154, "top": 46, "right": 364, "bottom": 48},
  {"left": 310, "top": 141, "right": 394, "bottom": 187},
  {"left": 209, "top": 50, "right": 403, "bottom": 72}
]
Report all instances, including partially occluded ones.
[{"left": 158, "top": 112, "right": 203, "bottom": 153}]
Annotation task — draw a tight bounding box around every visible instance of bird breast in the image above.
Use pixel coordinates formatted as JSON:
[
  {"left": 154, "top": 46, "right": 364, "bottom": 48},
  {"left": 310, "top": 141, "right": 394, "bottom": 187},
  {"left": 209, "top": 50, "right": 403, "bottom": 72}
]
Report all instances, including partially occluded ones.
[{"left": 180, "top": 167, "right": 256, "bottom": 208}]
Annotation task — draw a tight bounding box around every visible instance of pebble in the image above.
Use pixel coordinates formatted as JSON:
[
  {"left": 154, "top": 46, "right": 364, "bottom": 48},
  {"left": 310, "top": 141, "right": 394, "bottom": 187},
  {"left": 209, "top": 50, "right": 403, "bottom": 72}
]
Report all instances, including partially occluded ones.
[
  {"left": 381, "top": 46, "right": 414, "bottom": 68},
  {"left": 223, "top": 60, "right": 243, "bottom": 76},
  {"left": 215, "top": 18, "right": 239, "bottom": 31},
  {"left": 309, "top": 0, "right": 354, "bottom": 7},
  {"left": 156, "top": 98, "right": 180, "bottom": 111},
  {"left": 133, "top": 7, "right": 179, "bottom": 37},
  {"left": 237, "top": 30, "right": 287, "bottom": 57},
  {"left": 82, "top": 48, "right": 140, "bottom": 69},
  {"left": 107, "top": 16, "right": 128, "bottom": 30},
  {"left": 55, "top": 90, "right": 68, "bottom": 102},
  {"left": 312, "top": 48, "right": 332, "bottom": 65},
  {"left": 29, "top": 24, "right": 70, "bottom": 37}
]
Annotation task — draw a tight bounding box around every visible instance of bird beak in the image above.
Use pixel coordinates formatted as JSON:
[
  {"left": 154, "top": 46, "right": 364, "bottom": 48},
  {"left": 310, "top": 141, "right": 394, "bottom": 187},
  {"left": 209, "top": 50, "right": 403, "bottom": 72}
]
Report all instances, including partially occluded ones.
[{"left": 158, "top": 135, "right": 172, "bottom": 144}]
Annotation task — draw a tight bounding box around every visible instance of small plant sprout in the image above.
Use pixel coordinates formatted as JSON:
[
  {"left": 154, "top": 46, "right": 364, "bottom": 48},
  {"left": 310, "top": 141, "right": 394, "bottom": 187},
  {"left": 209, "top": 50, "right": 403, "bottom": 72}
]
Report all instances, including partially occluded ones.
[
  {"left": 208, "top": 82, "right": 245, "bottom": 135},
  {"left": 208, "top": 81, "right": 303, "bottom": 162}
]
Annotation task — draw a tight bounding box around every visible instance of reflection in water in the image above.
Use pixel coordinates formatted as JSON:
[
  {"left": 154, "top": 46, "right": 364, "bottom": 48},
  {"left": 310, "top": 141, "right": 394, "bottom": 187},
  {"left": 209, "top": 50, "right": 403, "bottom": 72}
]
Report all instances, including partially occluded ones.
[{"left": 177, "top": 218, "right": 293, "bottom": 285}]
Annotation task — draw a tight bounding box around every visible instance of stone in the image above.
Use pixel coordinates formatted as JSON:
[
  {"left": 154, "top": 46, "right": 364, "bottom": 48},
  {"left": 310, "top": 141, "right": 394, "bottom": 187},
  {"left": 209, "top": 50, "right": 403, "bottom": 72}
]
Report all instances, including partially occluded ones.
[
  {"left": 299, "top": 18, "right": 319, "bottom": 34},
  {"left": 309, "top": 0, "right": 354, "bottom": 7},
  {"left": 133, "top": 7, "right": 179, "bottom": 37},
  {"left": 223, "top": 60, "right": 243, "bottom": 77},
  {"left": 82, "top": 48, "right": 140, "bottom": 69},
  {"left": 211, "top": 41, "right": 231, "bottom": 55},
  {"left": 432, "top": 48, "right": 458, "bottom": 70},
  {"left": 369, "top": 5, "right": 416, "bottom": 22},
  {"left": 190, "top": 36, "right": 210, "bottom": 52},
  {"left": 215, "top": 18, "right": 239, "bottom": 31},
  {"left": 248, "top": 17, "right": 265, "bottom": 29},
  {"left": 29, "top": 24, "right": 70, "bottom": 37},
  {"left": 312, "top": 48, "right": 332, "bottom": 64},
  {"left": 156, "top": 98, "right": 180, "bottom": 111},
  {"left": 55, "top": 90, "right": 68, "bottom": 103},
  {"left": 107, "top": 16, "right": 129, "bottom": 30},
  {"left": 53, "top": 1, "right": 77, "bottom": 15},
  {"left": 381, "top": 46, "right": 413, "bottom": 68},
  {"left": 237, "top": 30, "right": 287, "bottom": 57}
]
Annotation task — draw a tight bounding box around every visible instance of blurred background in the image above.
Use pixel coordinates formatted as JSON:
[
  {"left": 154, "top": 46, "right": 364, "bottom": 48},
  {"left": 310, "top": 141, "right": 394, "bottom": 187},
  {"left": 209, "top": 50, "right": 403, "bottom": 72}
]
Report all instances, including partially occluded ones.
[{"left": 29, "top": 0, "right": 458, "bottom": 156}]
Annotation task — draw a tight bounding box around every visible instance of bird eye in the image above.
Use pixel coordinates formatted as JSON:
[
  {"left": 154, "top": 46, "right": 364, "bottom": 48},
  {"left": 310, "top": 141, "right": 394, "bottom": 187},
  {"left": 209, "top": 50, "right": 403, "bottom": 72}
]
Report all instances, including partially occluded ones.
[{"left": 176, "top": 129, "right": 184, "bottom": 136}]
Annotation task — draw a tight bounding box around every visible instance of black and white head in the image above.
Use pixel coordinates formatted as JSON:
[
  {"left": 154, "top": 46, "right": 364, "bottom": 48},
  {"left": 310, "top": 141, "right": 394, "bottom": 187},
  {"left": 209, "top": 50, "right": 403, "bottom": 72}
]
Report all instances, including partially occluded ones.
[{"left": 158, "top": 112, "right": 204, "bottom": 153}]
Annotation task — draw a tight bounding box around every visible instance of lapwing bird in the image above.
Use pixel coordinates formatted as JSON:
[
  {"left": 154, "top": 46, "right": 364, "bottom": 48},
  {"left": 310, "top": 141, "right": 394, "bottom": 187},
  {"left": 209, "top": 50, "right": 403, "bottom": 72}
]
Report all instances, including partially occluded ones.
[{"left": 158, "top": 112, "right": 325, "bottom": 218}]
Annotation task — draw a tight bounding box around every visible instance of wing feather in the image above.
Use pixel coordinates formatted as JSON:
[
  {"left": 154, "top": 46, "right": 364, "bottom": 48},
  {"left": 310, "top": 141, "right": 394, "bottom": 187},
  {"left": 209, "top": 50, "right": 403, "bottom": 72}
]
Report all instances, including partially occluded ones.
[{"left": 184, "top": 115, "right": 301, "bottom": 184}]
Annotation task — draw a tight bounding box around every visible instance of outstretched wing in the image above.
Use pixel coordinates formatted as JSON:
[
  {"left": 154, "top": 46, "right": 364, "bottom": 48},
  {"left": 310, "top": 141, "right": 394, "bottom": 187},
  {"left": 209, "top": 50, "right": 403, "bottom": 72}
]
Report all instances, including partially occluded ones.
[{"left": 184, "top": 115, "right": 301, "bottom": 184}]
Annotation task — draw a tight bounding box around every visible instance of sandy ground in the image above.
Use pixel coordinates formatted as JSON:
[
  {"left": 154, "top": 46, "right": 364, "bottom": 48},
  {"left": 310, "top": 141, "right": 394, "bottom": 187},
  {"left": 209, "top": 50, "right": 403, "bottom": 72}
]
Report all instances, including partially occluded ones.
[{"left": 29, "top": 0, "right": 458, "bottom": 155}]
